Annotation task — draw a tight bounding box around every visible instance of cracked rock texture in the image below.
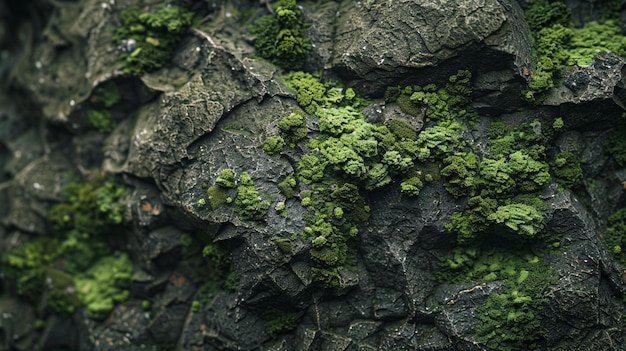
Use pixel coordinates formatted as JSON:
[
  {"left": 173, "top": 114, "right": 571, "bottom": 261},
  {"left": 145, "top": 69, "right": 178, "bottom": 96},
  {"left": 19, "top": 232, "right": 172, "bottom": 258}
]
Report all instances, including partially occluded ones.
[{"left": 0, "top": 0, "right": 625, "bottom": 350}]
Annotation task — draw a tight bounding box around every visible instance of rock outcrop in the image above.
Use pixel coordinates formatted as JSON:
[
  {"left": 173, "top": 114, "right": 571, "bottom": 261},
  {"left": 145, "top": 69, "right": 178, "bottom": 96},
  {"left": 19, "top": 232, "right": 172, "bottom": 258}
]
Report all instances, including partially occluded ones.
[{"left": 1, "top": 0, "right": 625, "bottom": 350}]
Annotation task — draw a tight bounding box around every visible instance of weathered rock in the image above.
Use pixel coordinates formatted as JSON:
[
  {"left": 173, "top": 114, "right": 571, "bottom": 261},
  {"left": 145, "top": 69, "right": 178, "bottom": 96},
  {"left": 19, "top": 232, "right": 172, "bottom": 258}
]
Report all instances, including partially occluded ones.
[
  {"left": 329, "top": 0, "right": 532, "bottom": 98},
  {"left": 545, "top": 53, "right": 626, "bottom": 129}
]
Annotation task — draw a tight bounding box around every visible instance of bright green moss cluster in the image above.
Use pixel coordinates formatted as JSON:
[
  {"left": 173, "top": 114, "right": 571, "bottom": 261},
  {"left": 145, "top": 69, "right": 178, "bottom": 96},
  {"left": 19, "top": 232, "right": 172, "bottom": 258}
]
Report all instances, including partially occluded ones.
[
  {"left": 235, "top": 172, "right": 270, "bottom": 221},
  {"left": 277, "top": 173, "right": 297, "bottom": 198},
  {"left": 113, "top": 5, "right": 194, "bottom": 76},
  {"left": 267, "top": 72, "right": 477, "bottom": 286},
  {"left": 475, "top": 261, "right": 552, "bottom": 351},
  {"left": 206, "top": 169, "right": 235, "bottom": 210},
  {"left": 263, "top": 111, "right": 308, "bottom": 154},
  {"left": 442, "top": 120, "right": 551, "bottom": 244},
  {"left": 523, "top": 0, "right": 626, "bottom": 101},
  {"left": 249, "top": 0, "right": 311, "bottom": 70},
  {"left": 386, "top": 70, "right": 474, "bottom": 122},
  {"left": 603, "top": 208, "right": 626, "bottom": 266},
  {"left": 74, "top": 254, "right": 133, "bottom": 320},
  {"left": 2, "top": 174, "right": 131, "bottom": 319},
  {"left": 287, "top": 71, "right": 364, "bottom": 115}
]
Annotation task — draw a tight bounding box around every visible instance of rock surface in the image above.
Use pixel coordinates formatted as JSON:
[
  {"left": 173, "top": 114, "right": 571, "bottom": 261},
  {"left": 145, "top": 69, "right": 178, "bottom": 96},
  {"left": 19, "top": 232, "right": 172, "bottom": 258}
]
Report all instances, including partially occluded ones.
[{"left": 0, "top": 0, "right": 625, "bottom": 351}]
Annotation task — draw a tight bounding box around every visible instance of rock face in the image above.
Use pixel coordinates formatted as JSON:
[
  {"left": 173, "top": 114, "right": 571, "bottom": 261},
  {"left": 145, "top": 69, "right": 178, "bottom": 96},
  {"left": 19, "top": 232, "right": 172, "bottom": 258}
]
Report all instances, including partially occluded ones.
[
  {"left": 1, "top": 0, "right": 625, "bottom": 351},
  {"left": 330, "top": 0, "right": 531, "bottom": 95}
]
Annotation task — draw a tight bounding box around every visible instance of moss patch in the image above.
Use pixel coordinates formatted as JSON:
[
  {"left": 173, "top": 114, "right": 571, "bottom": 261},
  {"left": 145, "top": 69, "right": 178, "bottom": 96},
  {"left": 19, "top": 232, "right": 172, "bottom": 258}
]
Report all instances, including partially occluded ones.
[{"left": 113, "top": 5, "right": 194, "bottom": 76}]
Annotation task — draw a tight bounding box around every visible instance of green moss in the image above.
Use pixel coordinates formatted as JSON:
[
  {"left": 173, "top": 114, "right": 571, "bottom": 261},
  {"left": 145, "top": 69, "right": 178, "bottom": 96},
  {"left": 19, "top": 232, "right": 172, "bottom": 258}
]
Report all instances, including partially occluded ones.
[
  {"left": 277, "top": 173, "right": 297, "bottom": 197},
  {"left": 215, "top": 169, "right": 236, "bottom": 188},
  {"left": 278, "top": 111, "right": 308, "bottom": 147},
  {"left": 0, "top": 174, "right": 131, "bottom": 318},
  {"left": 113, "top": 5, "right": 194, "bottom": 76},
  {"left": 181, "top": 236, "right": 238, "bottom": 300},
  {"left": 474, "top": 262, "right": 553, "bottom": 351},
  {"left": 249, "top": 0, "right": 311, "bottom": 70},
  {"left": 603, "top": 208, "right": 626, "bottom": 266},
  {"left": 523, "top": 2, "right": 626, "bottom": 102},
  {"left": 274, "top": 201, "right": 287, "bottom": 217},
  {"left": 263, "top": 308, "right": 300, "bottom": 338},
  {"left": 46, "top": 268, "right": 81, "bottom": 315},
  {"left": 441, "top": 152, "right": 479, "bottom": 198},
  {"left": 235, "top": 172, "right": 270, "bottom": 221},
  {"left": 207, "top": 185, "right": 231, "bottom": 210},
  {"left": 416, "top": 122, "right": 464, "bottom": 161},
  {"left": 606, "top": 115, "right": 626, "bottom": 166},
  {"left": 75, "top": 253, "right": 133, "bottom": 320},
  {"left": 390, "top": 70, "right": 475, "bottom": 122},
  {"left": 1, "top": 238, "right": 60, "bottom": 303},
  {"left": 48, "top": 175, "right": 125, "bottom": 272},
  {"left": 190, "top": 300, "right": 200, "bottom": 313},
  {"left": 524, "top": 0, "right": 571, "bottom": 33},
  {"left": 400, "top": 176, "right": 423, "bottom": 197},
  {"left": 263, "top": 135, "right": 286, "bottom": 155},
  {"left": 487, "top": 203, "right": 545, "bottom": 238},
  {"left": 551, "top": 152, "right": 583, "bottom": 189},
  {"left": 567, "top": 20, "right": 626, "bottom": 65},
  {"left": 287, "top": 71, "right": 355, "bottom": 115},
  {"left": 86, "top": 109, "right": 115, "bottom": 133},
  {"left": 387, "top": 119, "right": 417, "bottom": 140},
  {"left": 93, "top": 81, "right": 121, "bottom": 108}
]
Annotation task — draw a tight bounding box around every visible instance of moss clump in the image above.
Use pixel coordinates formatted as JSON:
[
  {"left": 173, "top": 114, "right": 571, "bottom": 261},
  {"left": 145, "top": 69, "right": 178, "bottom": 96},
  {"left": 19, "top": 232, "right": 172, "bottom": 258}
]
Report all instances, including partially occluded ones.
[
  {"left": 215, "top": 169, "right": 236, "bottom": 188},
  {"left": 113, "top": 5, "right": 194, "bottom": 76},
  {"left": 263, "top": 308, "right": 300, "bottom": 338},
  {"left": 86, "top": 109, "right": 115, "bottom": 133},
  {"left": 263, "top": 111, "right": 308, "bottom": 154},
  {"left": 235, "top": 172, "right": 270, "bottom": 221},
  {"left": 523, "top": 1, "right": 626, "bottom": 102},
  {"left": 74, "top": 253, "right": 133, "bottom": 320},
  {"left": 386, "top": 70, "right": 475, "bottom": 122},
  {"left": 278, "top": 111, "right": 308, "bottom": 147},
  {"left": 387, "top": 119, "right": 417, "bottom": 140},
  {"left": 249, "top": 0, "right": 311, "bottom": 70},
  {"left": 606, "top": 114, "right": 626, "bottom": 166},
  {"left": 286, "top": 71, "right": 365, "bottom": 115},
  {"left": 603, "top": 208, "right": 626, "bottom": 266},
  {"left": 48, "top": 175, "right": 125, "bottom": 272},
  {"left": 3, "top": 174, "right": 131, "bottom": 320},
  {"left": 205, "top": 169, "right": 236, "bottom": 210},
  {"left": 441, "top": 152, "right": 479, "bottom": 198},
  {"left": 263, "top": 135, "right": 286, "bottom": 155},
  {"left": 551, "top": 152, "right": 583, "bottom": 189},
  {"left": 181, "top": 235, "right": 239, "bottom": 300},
  {"left": 92, "top": 81, "right": 121, "bottom": 108},
  {"left": 277, "top": 173, "right": 297, "bottom": 198},
  {"left": 474, "top": 261, "right": 552, "bottom": 351},
  {"left": 1, "top": 238, "right": 61, "bottom": 304}
]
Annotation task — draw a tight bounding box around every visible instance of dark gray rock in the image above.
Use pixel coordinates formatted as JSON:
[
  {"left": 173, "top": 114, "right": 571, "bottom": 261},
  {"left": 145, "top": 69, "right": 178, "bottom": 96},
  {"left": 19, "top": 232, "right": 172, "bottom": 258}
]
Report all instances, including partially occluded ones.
[
  {"left": 329, "top": 0, "right": 532, "bottom": 98},
  {"left": 545, "top": 53, "right": 626, "bottom": 130}
]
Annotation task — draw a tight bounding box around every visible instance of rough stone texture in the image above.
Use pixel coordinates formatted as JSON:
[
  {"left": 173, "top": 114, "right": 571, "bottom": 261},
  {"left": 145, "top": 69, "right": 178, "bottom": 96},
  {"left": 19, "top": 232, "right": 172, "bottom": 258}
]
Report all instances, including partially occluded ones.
[
  {"left": 1, "top": 0, "right": 626, "bottom": 351},
  {"left": 545, "top": 53, "right": 626, "bottom": 130},
  {"left": 329, "top": 0, "right": 532, "bottom": 99}
]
